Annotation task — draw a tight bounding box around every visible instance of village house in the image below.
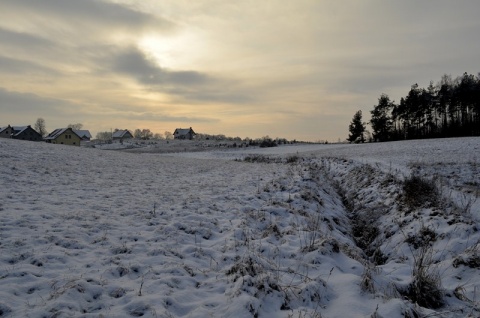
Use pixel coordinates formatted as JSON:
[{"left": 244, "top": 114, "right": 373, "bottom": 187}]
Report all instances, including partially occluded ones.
[
  {"left": 74, "top": 130, "right": 92, "bottom": 141},
  {"left": 0, "top": 125, "right": 14, "bottom": 138},
  {"left": 112, "top": 129, "right": 133, "bottom": 141},
  {"left": 0, "top": 125, "right": 43, "bottom": 141},
  {"left": 173, "top": 127, "right": 196, "bottom": 140},
  {"left": 11, "top": 126, "right": 43, "bottom": 141},
  {"left": 44, "top": 128, "right": 82, "bottom": 146}
]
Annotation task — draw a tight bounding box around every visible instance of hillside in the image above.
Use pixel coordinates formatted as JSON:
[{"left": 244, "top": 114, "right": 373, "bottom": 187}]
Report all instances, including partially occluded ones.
[{"left": 0, "top": 137, "right": 479, "bottom": 317}]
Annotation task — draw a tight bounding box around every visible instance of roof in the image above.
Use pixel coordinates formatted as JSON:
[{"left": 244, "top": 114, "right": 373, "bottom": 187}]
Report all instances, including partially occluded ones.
[
  {"left": 0, "top": 125, "right": 12, "bottom": 133},
  {"left": 44, "top": 128, "right": 69, "bottom": 140},
  {"left": 112, "top": 130, "right": 132, "bottom": 138},
  {"left": 12, "top": 126, "right": 28, "bottom": 131},
  {"left": 11, "top": 126, "right": 30, "bottom": 137},
  {"left": 0, "top": 125, "right": 38, "bottom": 137},
  {"left": 73, "top": 130, "right": 92, "bottom": 139},
  {"left": 174, "top": 128, "right": 196, "bottom": 136}
]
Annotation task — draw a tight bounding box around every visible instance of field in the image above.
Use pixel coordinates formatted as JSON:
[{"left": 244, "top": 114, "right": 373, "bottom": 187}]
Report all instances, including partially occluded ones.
[{"left": 1, "top": 137, "right": 479, "bottom": 317}]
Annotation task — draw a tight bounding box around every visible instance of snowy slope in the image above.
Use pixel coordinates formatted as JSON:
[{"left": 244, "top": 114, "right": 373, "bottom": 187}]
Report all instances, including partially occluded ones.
[{"left": 0, "top": 137, "right": 479, "bottom": 317}]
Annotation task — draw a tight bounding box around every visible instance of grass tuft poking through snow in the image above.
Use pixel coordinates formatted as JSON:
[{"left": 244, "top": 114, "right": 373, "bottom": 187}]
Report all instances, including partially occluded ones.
[{"left": 407, "top": 245, "right": 444, "bottom": 309}]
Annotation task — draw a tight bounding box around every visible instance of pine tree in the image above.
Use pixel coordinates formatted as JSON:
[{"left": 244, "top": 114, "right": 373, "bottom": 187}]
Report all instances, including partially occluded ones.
[
  {"left": 370, "top": 94, "right": 394, "bottom": 142},
  {"left": 348, "top": 110, "right": 366, "bottom": 143}
]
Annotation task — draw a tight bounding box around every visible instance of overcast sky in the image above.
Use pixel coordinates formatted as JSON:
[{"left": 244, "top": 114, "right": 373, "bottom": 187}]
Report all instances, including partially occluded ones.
[{"left": 1, "top": 0, "right": 479, "bottom": 141}]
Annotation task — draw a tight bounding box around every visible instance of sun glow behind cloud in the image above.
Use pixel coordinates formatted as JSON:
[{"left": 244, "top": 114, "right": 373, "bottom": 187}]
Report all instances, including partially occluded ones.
[
  {"left": 1, "top": 0, "right": 480, "bottom": 141},
  {"left": 137, "top": 30, "right": 208, "bottom": 71}
]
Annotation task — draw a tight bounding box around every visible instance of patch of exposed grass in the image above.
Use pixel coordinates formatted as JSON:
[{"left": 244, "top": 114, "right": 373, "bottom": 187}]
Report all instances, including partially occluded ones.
[{"left": 402, "top": 175, "right": 439, "bottom": 209}]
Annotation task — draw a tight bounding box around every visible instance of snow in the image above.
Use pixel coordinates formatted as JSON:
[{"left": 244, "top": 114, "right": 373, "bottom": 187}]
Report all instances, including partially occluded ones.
[{"left": 0, "top": 137, "right": 479, "bottom": 317}]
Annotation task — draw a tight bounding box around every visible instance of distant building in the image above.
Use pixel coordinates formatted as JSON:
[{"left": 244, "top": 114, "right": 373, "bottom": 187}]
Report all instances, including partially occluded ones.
[
  {"left": 0, "top": 125, "right": 14, "bottom": 138},
  {"left": 112, "top": 129, "right": 133, "bottom": 141},
  {"left": 0, "top": 125, "right": 43, "bottom": 141},
  {"left": 74, "top": 130, "right": 92, "bottom": 141},
  {"left": 44, "top": 128, "right": 82, "bottom": 146},
  {"left": 11, "top": 125, "right": 43, "bottom": 141},
  {"left": 173, "top": 127, "right": 196, "bottom": 140}
]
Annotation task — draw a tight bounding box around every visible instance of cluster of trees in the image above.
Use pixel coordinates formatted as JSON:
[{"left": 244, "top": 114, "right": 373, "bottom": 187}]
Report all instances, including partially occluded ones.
[
  {"left": 95, "top": 129, "right": 174, "bottom": 141},
  {"left": 33, "top": 118, "right": 84, "bottom": 137},
  {"left": 195, "top": 133, "right": 291, "bottom": 146},
  {"left": 348, "top": 72, "right": 480, "bottom": 143}
]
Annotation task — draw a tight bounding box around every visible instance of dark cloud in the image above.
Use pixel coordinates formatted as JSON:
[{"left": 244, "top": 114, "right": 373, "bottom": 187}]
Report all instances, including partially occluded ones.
[
  {"left": 0, "top": 88, "right": 69, "bottom": 113},
  {"left": 2, "top": 0, "right": 479, "bottom": 141},
  {"left": 0, "top": 88, "right": 83, "bottom": 130},
  {"left": 0, "top": 55, "right": 59, "bottom": 75},
  {"left": 111, "top": 47, "right": 210, "bottom": 86},
  {"left": 107, "top": 47, "right": 253, "bottom": 104},
  {"left": 0, "top": 27, "right": 63, "bottom": 73},
  {"left": 2, "top": 0, "right": 174, "bottom": 34},
  {"left": 0, "top": 27, "right": 55, "bottom": 51}
]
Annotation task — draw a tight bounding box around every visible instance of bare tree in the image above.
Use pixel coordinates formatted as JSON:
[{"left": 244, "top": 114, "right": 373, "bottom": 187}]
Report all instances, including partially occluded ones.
[
  {"left": 96, "top": 131, "right": 112, "bottom": 140},
  {"left": 34, "top": 118, "right": 47, "bottom": 137},
  {"left": 164, "top": 131, "right": 173, "bottom": 140},
  {"left": 133, "top": 129, "right": 142, "bottom": 139},
  {"left": 141, "top": 129, "right": 153, "bottom": 140}
]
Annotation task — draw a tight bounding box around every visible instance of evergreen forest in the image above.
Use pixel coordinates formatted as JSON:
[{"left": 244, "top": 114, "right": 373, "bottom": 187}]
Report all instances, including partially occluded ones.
[{"left": 366, "top": 72, "right": 480, "bottom": 142}]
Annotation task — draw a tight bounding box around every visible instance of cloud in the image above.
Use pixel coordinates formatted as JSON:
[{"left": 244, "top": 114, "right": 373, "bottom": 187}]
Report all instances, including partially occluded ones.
[
  {"left": 114, "top": 111, "right": 219, "bottom": 123},
  {"left": 0, "top": 87, "right": 219, "bottom": 135},
  {"left": 2, "top": 0, "right": 480, "bottom": 141},
  {"left": 0, "top": 27, "right": 55, "bottom": 51},
  {"left": 0, "top": 1, "right": 179, "bottom": 88},
  {"left": 0, "top": 55, "right": 59, "bottom": 75},
  {"left": 0, "top": 88, "right": 68, "bottom": 113},
  {"left": 110, "top": 47, "right": 210, "bottom": 86},
  {"left": 105, "top": 46, "right": 255, "bottom": 104},
  {"left": 0, "top": 88, "right": 83, "bottom": 128},
  {"left": 1, "top": 0, "right": 174, "bottom": 37},
  {"left": 0, "top": 27, "right": 65, "bottom": 73}
]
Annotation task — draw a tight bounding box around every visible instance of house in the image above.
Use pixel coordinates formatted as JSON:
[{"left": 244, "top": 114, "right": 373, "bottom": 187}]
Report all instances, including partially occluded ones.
[
  {"left": 0, "top": 125, "right": 14, "bottom": 138},
  {"left": 44, "top": 128, "right": 82, "bottom": 146},
  {"left": 112, "top": 129, "right": 133, "bottom": 141},
  {"left": 73, "top": 130, "right": 92, "bottom": 141},
  {"left": 11, "top": 125, "right": 43, "bottom": 141},
  {"left": 173, "top": 127, "right": 196, "bottom": 140}
]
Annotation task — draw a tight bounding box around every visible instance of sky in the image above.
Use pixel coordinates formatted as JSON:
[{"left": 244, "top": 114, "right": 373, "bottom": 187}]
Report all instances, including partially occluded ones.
[{"left": 1, "top": 0, "right": 480, "bottom": 142}]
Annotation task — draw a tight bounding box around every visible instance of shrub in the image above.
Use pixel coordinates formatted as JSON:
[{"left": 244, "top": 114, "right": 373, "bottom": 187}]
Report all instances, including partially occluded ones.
[
  {"left": 402, "top": 175, "right": 439, "bottom": 208},
  {"left": 259, "top": 138, "right": 277, "bottom": 148},
  {"left": 244, "top": 155, "right": 272, "bottom": 163},
  {"left": 286, "top": 155, "right": 300, "bottom": 164}
]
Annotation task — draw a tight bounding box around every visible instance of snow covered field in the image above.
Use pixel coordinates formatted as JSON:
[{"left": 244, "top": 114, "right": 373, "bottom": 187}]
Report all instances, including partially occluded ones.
[{"left": 0, "top": 137, "right": 479, "bottom": 317}]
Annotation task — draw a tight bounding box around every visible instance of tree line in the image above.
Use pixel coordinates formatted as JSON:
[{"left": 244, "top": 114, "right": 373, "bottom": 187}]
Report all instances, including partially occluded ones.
[
  {"left": 348, "top": 72, "right": 480, "bottom": 142},
  {"left": 32, "top": 118, "right": 296, "bottom": 145}
]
